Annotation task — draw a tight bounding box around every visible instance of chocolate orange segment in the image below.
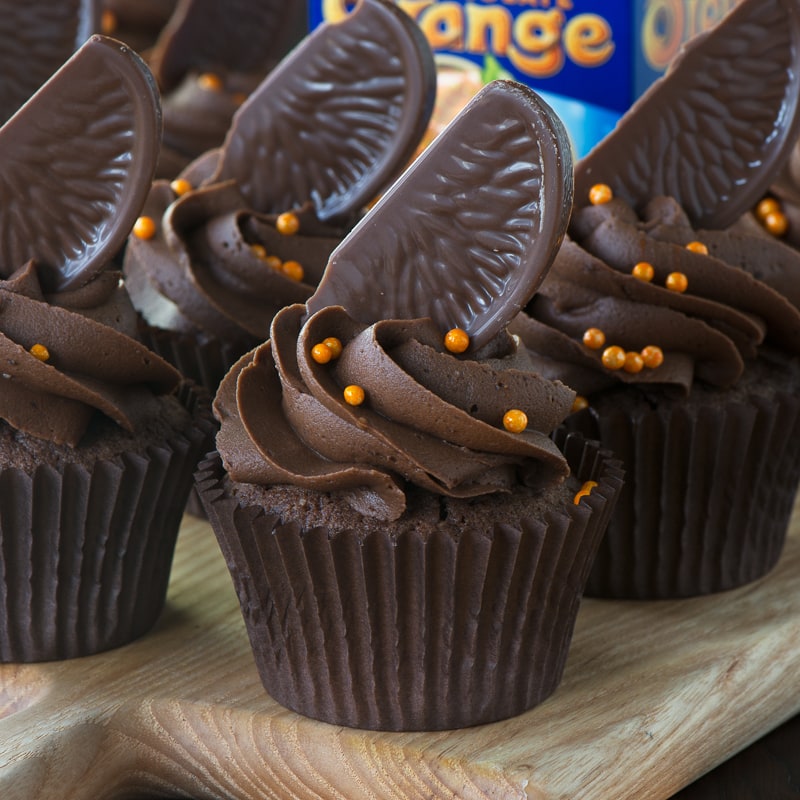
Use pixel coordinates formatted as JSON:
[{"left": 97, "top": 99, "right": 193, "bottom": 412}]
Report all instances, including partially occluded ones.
[
  {"left": 575, "top": 0, "right": 800, "bottom": 229},
  {"left": 0, "top": 34, "right": 161, "bottom": 291},
  {"left": 307, "top": 80, "right": 573, "bottom": 351},
  {"left": 211, "top": 0, "right": 436, "bottom": 222}
]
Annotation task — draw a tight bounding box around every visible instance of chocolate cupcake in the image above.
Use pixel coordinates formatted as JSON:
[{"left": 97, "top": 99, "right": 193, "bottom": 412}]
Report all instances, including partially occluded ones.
[
  {"left": 516, "top": 0, "right": 800, "bottom": 598},
  {"left": 196, "top": 80, "right": 624, "bottom": 731},
  {"left": 0, "top": 36, "right": 214, "bottom": 662},
  {"left": 146, "top": 0, "right": 306, "bottom": 177},
  {"left": 123, "top": 0, "right": 436, "bottom": 394}
]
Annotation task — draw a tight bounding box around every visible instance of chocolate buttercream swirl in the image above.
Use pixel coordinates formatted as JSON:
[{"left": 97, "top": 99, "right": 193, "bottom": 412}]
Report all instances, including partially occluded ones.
[
  {"left": 518, "top": 196, "right": 800, "bottom": 396},
  {"left": 0, "top": 262, "right": 181, "bottom": 446},
  {"left": 124, "top": 180, "right": 345, "bottom": 344},
  {"left": 215, "top": 304, "right": 575, "bottom": 521}
]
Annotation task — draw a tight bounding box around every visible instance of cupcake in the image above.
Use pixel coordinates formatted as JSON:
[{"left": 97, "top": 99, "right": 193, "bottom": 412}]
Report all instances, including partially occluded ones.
[
  {"left": 515, "top": 0, "right": 800, "bottom": 598},
  {"left": 196, "top": 80, "right": 624, "bottom": 731},
  {"left": 0, "top": 36, "right": 214, "bottom": 662},
  {"left": 123, "top": 0, "right": 436, "bottom": 394},
  {"left": 0, "top": 0, "right": 101, "bottom": 125},
  {"left": 146, "top": 0, "right": 306, "bottom": 177}
]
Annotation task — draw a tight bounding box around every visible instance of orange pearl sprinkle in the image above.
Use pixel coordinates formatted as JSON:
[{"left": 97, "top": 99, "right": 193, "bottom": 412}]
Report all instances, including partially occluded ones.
[
  {"left": 250, "top": 243, "right": 268, "bottom": 259},
  {"left": 311, "top": 343, "right": 333, "bottom": 364},
  {"left": 641, "top": 345, "right": 664, "bottom": 369},
  {"left": 589, "top": 183, "right": 613, "bottom": 205},
  {"left": 583, "top": 327, "right": 606, "bottom": 350},
  {"left": 170, "top": 178, "right": 192, "bottom": 197},
  {"left": 132, "top": 216, "right": 156, "bottom": 239},
  {"left": 323, "top": 337, "right": 343, "bottom": 358},
  {"left": 573, "top": 480, "right": 599, "bottom": 505},
  {"left": 343, "top": 385, "right": 365, "bottom": 406},
  {"left": 632, "top": 261, "right": 655, "bottom": 282},
  {"left": 29, "top": 343, "right": 50, "bottom": 362},
  {"left": 685, "top": 241, "right": 708, "bottom": 255},
  {"left": 197, "top": 73, "right": 223, "bottom": 91},
  {"left": 623, "top": 351, "right": 644, "bottom": 373},
  {"left": 764, "top": 211, "right": 788, "bottom": 237},
  {"left": 276, "top": 212, "right": 300, "bottom": 236},
  {"left": 503, "top": 409, "right": 528, "bottom": 434},
  {"left": 101, "top": 10, "right": 118, "bottom": 34},
  {"left": 665, "top": 272, "right": 688, "bottom": 293},
  {"left": 265, "top": 255, "right": 282, "bottom": 270},
  {"left": 444, "top": 328, "right": 470, "bottom": 353},
  {"left": 571, "top": 395, "right": 589, "bottom": 413},
  {"left": 601, "top": 345, "right": 626, "bottom": 370},
  {"left": 756, "top": 197, "right": 781, "bottom": 220},
  {"left": 281, "top": 260, "right": 304, "bottom": 282}
]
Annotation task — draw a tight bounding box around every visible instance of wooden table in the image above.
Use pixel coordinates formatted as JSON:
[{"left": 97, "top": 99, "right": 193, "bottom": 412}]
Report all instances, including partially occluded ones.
[{"left": 2, "top": 498, "right": 800, "bottom": 800}]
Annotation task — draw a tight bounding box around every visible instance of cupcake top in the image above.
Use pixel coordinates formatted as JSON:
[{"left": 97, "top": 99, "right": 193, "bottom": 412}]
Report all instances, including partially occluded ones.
[
  {"left": 518, "top": 0, "right": 800, "bottom": 398},
  {"left": 215, "top": 80, "right": 577, "bottom": 521},
  {"left": 123, "top": 0, "right": 437, "bottom": 347},
  {"left": 146, "top": 0, "right": 305, "bottom": 174},
  {"left": 0, "top": 35, "right": 183, "bottom": 447}
]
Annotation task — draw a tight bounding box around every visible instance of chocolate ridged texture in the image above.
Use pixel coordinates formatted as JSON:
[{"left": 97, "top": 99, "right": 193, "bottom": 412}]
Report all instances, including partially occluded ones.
[
  {"left": 0, "top": 384, "right": 215, "bottom": 662},
  {"left": 0, "top": 34, "right": 161, "bottom": 291},
  {"left": 197, "top": 434, "right": 624, "bottom": 731},
  {"left": 308, "top": 80, "right": 574, "bottom": 352},
  {"left": 0, "top": 0, "right": 100, "bottom": 125},
  {"left": 211, "top": 0, "right": 436, "bottom": 221},
  {"left": 575, "top": 0, "right": 800, "bottom": 229},
  {"left": 566, "top": 389, "right": 800, "bottom": 599}
]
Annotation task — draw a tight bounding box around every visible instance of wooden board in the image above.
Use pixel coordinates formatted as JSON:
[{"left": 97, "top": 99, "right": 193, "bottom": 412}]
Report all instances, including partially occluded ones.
[{"left": 2, "top": 498, "right": 800, "bottom": 800}]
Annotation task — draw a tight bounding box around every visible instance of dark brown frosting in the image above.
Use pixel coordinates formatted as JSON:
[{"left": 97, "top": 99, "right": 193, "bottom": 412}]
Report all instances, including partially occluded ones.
[
  {"left": 214, "top": 81, "right": 576, "bottom": 519},
  {"left": 519, "top": 196, "right": 800, "bottom": 396},
  {"left": 0, "top": 262, "right": 180, "bottom": 446},
  {"left": 124, "top": 180, "right": 343, "bottom": 344},
  {"left": 215, "top": 305, "right": 574, "bottom": 521}
]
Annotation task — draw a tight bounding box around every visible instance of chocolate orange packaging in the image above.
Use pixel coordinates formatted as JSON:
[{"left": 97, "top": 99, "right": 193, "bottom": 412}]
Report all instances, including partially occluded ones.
[
  {"left": 196, "top": 80, "right": 624, "bottom": 731},
  {"left": 516, "top": 0, "right": 800, "bottom": 599},
  {"left": 0, "top": 36, "right": 214, "bottom": 662}
]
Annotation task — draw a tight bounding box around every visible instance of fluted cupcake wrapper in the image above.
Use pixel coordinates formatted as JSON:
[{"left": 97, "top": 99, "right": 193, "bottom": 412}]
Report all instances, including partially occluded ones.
[
  {"left": 569, "top": 390, "right": 800, "bottom": 599},
  {"left": 0, "top": 383, "right": 216, "bottom": 662},
  {"left": 136, "top": 319, "right": 253, "bottom": 518},
  {"left": 137, "top": 317, "right": 257, "bottom": 394},
  {"left": 197, "top": 432, "right": 624, "bottom": 731}
]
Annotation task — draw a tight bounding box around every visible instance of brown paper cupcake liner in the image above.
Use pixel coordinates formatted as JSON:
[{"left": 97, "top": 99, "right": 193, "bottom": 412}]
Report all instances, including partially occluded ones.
[
  {"left": 136, "top": 316, "right": 258, "bottom": 394},
  {"left": 196, "top": 432, "right": 623, "bottom": 731},
  {"left": 0, "top": 383, "right": 215, "bottom": 662},
  {"left": 567, "top": 390, "right": 800, "bottom": 599},
  {"left": 137, "top": 318, "right": 253, "bottom": 518}
]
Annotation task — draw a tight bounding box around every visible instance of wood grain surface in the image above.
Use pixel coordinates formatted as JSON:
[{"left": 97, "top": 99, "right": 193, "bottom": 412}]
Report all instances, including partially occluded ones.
[{"left": 2, "top": 498, "right": 800, "bottom": 800}]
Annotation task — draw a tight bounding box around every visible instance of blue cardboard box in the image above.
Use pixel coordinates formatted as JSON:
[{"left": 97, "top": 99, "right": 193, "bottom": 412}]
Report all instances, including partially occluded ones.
[{"left": 309, "top": 0, "right": 742, "bottom": 157}]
